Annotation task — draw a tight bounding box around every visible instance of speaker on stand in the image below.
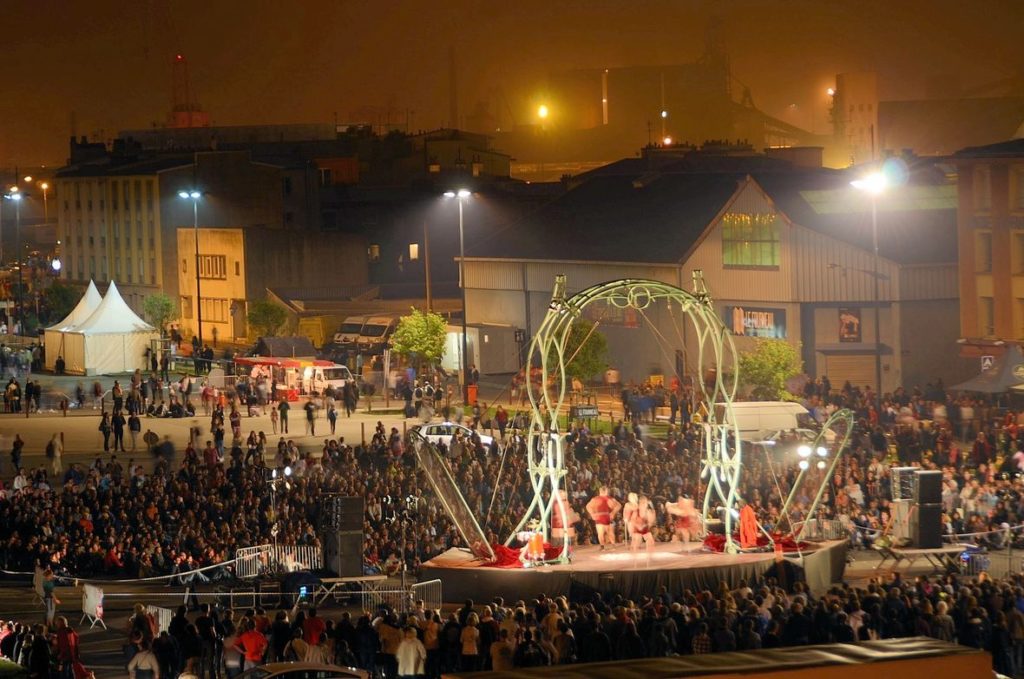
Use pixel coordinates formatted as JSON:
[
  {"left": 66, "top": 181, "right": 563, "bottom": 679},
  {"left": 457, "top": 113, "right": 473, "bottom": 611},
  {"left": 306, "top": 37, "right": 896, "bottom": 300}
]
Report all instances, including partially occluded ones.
[
  {"left": 320, "top": 496, "right": 364, "bottom": 577},
  {"left": 914, "top": 470, "right": 943, "bottom": 549}
]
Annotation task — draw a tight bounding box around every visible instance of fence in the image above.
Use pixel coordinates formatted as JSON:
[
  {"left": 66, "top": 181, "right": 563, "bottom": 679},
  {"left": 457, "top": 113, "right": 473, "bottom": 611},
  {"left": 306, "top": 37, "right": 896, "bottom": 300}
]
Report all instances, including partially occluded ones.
[
  {"left": 146, "top": 605, "right": 174, "bottom": 633},
  {"left": 795, "top": 519, "right": 849, "bottom": 541},
  {"left": 234, "top": 544, "right": 323, "bottom": 579},
  {"left": 361, "top": 579, "right": 443, "bottom": 615}
]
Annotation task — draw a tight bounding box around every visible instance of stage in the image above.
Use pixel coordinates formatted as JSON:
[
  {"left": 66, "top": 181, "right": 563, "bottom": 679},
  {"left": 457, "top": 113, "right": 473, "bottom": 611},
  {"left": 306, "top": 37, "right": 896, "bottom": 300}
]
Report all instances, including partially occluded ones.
[{"left": 421, "top": 540, "right": 848, "bottom": 603}]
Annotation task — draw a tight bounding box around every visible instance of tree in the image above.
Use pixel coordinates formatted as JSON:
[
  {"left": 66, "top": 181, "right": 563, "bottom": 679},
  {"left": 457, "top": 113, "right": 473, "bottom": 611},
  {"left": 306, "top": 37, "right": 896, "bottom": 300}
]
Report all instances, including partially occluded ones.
[
  {"left": 43, "top": 282, "right": 78, "bottom": 324},
  {"left": 143, "top": 293, "right": 177, "bottom": 336},
  {"left": 549, "top": 319, "right": 609, "bottom": 382},
  {"left": 738, "top": 338, "right": 803, "bottom": 401},
  {"left": 390, "top": 308, "right": 447, "bottom": 369},
  {"left": 247, "top": 298, "right": 288, "bottom": 338}
]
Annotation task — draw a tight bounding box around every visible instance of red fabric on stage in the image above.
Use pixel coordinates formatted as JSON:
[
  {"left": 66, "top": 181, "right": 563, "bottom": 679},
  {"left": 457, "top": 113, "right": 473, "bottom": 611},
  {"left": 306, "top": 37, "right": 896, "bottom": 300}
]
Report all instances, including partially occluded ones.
[
  {"left": 702, "top": 533, "right": 808, "bottom": 553},
  {"left": 485, "top": 543, "right": 565, "bottom": 568}
]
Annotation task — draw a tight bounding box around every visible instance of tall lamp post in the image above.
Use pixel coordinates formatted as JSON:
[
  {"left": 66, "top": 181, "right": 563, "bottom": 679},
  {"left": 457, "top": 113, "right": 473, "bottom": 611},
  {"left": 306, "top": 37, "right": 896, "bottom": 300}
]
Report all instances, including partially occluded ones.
[
  {"left": 444, "top": 189, "right": 472, "bottom": 404},
  {"left": 268, "top": 465, "right": 292, "bottom": 572},
  {"left": 10, "top": 190, "right": 22, "bottom": 332},
  {"left": 850, "top": 171, "right": 888, "bottom": 414},
  {"left": 178, "top": 190, "right": 203, "bottom": 347}
]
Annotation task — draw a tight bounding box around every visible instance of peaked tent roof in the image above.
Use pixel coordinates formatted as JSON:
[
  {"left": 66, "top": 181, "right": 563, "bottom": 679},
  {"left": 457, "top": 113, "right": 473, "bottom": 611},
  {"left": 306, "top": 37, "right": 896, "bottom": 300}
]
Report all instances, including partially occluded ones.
[
  {"left": 47, "top": 280, "right": 103, "bottom": 332},
  {"left": 73, "top": 281, "right": 156, "bottom": 334},
  {"left": 950, "top": 344, "right": 1024, "bottom": 393}
]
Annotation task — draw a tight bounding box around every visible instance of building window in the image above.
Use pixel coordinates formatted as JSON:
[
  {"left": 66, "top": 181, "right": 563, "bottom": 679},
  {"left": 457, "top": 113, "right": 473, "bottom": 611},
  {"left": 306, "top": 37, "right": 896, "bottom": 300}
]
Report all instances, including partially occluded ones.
[
  {"left": 368, "top": 244, "right": 381, "bottom": 262},
  {"left": 111, "top": 183, "right": 119, "bottom": 211},
  {"left": 78, "top": 256, "right": 84, "bottom": 279},
  {"left": 721, "top": 212, "right": 781, "bottom": 268},
  {"left": 138, "top": 258, "right": 144, "bottom": 279},
  {"left": 234, "top": 261, "right": 240, "bottom": 276},
  {"left": 200, "top": 297, "right": 229, "bottom": 323},
  {"left": 1014, "top": 166, "right": 1024, "bottom": 211},
  {"left": 198, "top": 254, "right": 227, "bottom": 279},
  {"left": 182, "top": 258, "right": 187, "bottom": 273},
  {"left": 114, "top": 258, "right": 121, "bottom": 277},
  {"left": 974, "top": 165, "right": 991, "bottom": 212},
  {"left": 1013, "top": 233, "right": 1024, "bottom": 275},
  {"left": 89, "top": 256, "right": 95, "bottom": 277},
  {"left": 181, "top": 296, "right": 193, "bottom": 320},
  {"left": 979, "top": 297, "right": 995, "bottom": 337},
  {"left": 976, "top": 232, "right": 993, "bottom": 273},
  {"left": 126, "top": 257, "right": 132, "bottom": 283},
  {"left": 150, "top": 258, "right": 156, "bottom": 284}
]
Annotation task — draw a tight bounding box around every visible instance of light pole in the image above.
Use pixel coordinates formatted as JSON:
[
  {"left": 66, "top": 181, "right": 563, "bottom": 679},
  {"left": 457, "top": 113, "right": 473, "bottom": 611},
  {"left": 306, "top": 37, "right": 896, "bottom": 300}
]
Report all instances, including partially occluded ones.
[
  {"left": 444, "top": 189, "right": 472, "bottom": 404},
  {"left": 178, "top": 190, "right": 203, "bottom": 347},
  {"left": 268, "top": 465, "right": 292, "bottom": 571},
  {"left": 39, "top": 182, "right": 49, "bottom": 221},
  {"left": 851, "top": 172, "right": 888, "bottom": 414},
  {"left": 10, "top": 191, "right": 22, "bottom": 332}
]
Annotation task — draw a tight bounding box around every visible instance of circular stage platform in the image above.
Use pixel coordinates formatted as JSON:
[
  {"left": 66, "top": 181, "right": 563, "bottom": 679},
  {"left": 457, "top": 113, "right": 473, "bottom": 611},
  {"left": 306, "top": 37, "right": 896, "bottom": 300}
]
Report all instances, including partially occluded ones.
[{"left": 421, "top": 540, "right": 848, "bottom": 603}]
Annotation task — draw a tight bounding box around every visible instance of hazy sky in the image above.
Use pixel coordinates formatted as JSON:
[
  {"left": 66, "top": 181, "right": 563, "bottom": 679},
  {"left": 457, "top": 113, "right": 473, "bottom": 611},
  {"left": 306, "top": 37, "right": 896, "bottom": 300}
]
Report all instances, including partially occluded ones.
[{"left": 4, "top": 0, "right": 1022, "bottom": 165}]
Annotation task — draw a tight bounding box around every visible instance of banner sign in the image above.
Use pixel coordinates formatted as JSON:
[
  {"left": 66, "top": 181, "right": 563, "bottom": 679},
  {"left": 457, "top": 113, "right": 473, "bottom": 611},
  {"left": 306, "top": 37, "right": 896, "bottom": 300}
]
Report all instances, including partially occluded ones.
[
  {"left": 725, "top": 306, "right": 786, "bottom": 339},
  {"left": 839, "top": 308, "right": 862, "bottom": 343}
]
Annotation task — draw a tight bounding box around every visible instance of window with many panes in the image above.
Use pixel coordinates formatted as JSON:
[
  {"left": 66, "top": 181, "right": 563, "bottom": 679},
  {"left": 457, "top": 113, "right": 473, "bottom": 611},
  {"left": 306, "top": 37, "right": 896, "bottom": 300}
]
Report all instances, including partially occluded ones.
[
  {"left": 721, "top": 212, "right": 781, "bottom": 268},
  {"left": 198, "top": 255, "right": 227, "bottom": 279}
]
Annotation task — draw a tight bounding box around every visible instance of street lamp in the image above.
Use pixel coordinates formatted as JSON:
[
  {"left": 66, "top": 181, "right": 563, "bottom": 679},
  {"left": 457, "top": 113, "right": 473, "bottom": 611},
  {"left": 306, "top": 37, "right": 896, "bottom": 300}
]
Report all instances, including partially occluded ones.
[
  {"left": 178, "top": 190, "right": 203, "bottom": 347},
  {"left": 851, "top": 171, "right": 888, "bottom": 414},
  {"left": 268, "top": 465, "right": 293, "bottom": 571},
  {"left": 7, "top": 191, "right": 22, "bottom": 332},
  {"left": 39, "top": 182, "right": 49, "bottom": 221},
  {"left": 444, "top": 188, "right": 472, "bottom": 404}
]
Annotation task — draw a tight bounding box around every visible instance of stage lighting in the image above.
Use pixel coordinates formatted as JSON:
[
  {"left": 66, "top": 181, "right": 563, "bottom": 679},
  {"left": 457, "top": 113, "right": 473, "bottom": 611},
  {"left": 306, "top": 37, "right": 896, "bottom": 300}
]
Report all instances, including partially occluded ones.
[
  {"left": 817, "top": 460, "right": 827, "bottom": 470},
  {"left": 816, "top": 446, "right": 828, "bottom": 457},
  {"left": 797, "top": 445, "right": 811, "bottom": 458},
  {"left": 284, "top": 466, "right": 293, "bottom": 477},
  {"left": 798, "top": 460, "right": 809, "bottom": 471}
]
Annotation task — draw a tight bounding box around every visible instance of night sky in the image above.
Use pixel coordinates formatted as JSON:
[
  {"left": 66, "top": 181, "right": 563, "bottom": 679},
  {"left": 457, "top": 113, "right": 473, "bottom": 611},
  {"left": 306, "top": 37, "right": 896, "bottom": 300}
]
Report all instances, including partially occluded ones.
[{"left": 4, "top": 0, "right": 1022, "bottom": 166}]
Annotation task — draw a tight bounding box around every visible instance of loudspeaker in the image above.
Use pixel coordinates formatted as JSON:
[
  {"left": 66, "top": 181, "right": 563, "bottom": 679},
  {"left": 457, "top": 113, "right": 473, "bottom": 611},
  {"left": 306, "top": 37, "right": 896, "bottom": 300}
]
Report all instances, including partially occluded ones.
[
  {"left": 320, "top": 496, "right": 364, "bottom": 532},
  {"left": 891, "top": 499, "right": 914, "bottom": 542},
  {"left": 892, "top": 468, "right": 917, "bottom": 501},
  {"left": 323, "top": 530, "right": 363, "bottom": 577},
  {"left": 915, "top": 470, "right": 942, "bottom": 505},
  {"left": 915, "top": 503, "right": 943, "bottom": 549}
]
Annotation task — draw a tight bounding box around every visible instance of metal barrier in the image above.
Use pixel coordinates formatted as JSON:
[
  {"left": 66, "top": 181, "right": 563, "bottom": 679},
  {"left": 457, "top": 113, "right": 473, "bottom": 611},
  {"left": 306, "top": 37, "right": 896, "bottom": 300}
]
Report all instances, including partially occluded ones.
[
  {"left": 410, "top": 579, "right": 443, "bottom": 613},
  {"left": 146, "top": 606, "right": 173, "bottom": 633},
  {"left": 235, "top": 544, "right": 323, "bottom": 579},
  {"left": 960, "top": 552, "right": 990, "bottom": 576},
  {"left": 361, "top": 579, "right": 443, "bottom": 615},
  {"left": 797, "top": 519, "right": 849, "bottom": 541}
]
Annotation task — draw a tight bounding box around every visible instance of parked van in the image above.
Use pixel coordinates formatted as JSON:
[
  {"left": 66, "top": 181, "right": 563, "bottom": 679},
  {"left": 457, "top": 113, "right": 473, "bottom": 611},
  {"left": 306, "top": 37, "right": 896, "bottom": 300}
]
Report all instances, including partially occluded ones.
[
  {"left": 333, "top": 315, "right": 367, "bottom": 349},
  {"left": 356, "top": 315, "right": 399, "bottom": 355},
  {"left": 716, "top": 401, "right": 815, "bottom": 441}
]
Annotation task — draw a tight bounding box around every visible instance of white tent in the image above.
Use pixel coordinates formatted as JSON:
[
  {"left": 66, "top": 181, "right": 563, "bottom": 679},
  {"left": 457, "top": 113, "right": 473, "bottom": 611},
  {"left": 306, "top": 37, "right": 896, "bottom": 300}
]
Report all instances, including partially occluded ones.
[
  {"left": 44, "top": 280, "right": 102, "bottom": 372},
  {"left": 63, "top": 281, "right": 159, "bottom": 375}
]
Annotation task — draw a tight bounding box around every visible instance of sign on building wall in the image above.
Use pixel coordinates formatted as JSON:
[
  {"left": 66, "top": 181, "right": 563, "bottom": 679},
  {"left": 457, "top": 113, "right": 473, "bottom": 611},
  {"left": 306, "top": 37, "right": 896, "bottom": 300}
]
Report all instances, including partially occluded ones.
[
  {"left": 838, "top": 308, "right": 862, "bottom": 343},
  {"left": 582, "top": 299, "right": 641, "bottom": 328},
  {"left": 725, "top": 306, "right": 786, "bottom": 339}
]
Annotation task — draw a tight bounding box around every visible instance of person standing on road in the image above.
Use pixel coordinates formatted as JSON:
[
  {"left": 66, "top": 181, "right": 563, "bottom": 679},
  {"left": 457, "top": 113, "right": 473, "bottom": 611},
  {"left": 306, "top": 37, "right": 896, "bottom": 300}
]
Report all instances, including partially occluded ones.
[
  {"left": 327, "top": 403, "right": 338, "bottom": 434},
  {"left": 99, "top": 412, "right": 112, "bottom": 452},
  {"left": 47, "top": 433, "right": 63, "bottom": 475},
  {"left": 112, "top": 410, "right": 127, "bottom": 452},
  {"left": 278, "top": 399, "right": 290, "bottom": 434},
  {"left": 42, "top": 569, "right": 59, "bottom": 628},
  {"left": 304, "top": 399, "right": 317, "bottom": 436},
  {"left": 128, "top": 413, "right": 141, "bottom": 450}
]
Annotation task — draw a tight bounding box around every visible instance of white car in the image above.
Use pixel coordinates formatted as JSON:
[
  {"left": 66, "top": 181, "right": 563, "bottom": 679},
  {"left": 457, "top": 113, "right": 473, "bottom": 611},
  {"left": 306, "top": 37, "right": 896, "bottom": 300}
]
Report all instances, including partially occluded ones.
[
  {"left": 759, "top": 427, "right": 838, "bottom": 445},
  {"left": 415, "top": 421, "right": 495, "bottom": 448},
  {"left": 238, "top": 662, "right": 367, "bottom": 679}
]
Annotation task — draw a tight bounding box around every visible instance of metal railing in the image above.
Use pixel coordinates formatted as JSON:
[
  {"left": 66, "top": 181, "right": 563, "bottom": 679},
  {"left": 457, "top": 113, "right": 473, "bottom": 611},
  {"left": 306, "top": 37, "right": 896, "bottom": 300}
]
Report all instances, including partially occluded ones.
[
  {"left": 361, "top": 579, "right": 443, "bottom": 615},
  {"left": 146, "top": 605, "right": 173, "bottom": 633},
  {"left": 795, "top": 518, "right": 850, "bottom": 541},
  {"left": 234, "top": 544, "right": 323, "bottom": 579},
  {"left": 411, "top": 579, "right": 443, "bottom": 613}
]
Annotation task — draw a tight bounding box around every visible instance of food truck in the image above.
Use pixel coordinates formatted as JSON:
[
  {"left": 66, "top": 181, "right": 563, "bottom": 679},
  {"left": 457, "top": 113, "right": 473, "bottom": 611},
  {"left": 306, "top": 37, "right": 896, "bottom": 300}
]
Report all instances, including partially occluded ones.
[{"left": 234, "top": 356, "right": 354, "bottom": 401}]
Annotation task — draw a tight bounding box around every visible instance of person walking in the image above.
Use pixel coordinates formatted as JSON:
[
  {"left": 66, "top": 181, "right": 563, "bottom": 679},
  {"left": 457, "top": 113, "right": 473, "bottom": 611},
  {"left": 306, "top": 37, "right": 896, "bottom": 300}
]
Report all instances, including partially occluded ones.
[
  {"left": 277, "top": 399, "right": 290, "bottom": 434},
  {"left": 129, "top": 413, "right": 141, "bottom": 450},
  {"left": 270, "top": 405, "right": 279, "bottom": 434},
  {"left": 112, "top": 410, "right": 127, "bottom": 452},
  {"left": 47, "top": 433, "right": 63, "bottom": 476},
  {"left": 327, "top": 404, "right": 338, "bottom": 435},
  {"left": 396, "top": 626, "right": 426, "bottom": 679},
  {"left": 304, "top": 399, "right": 317, "bottom": 436},
  {"left": 99, "top": 412, "right": 112, "bottom": 452},
  {"left": 42, "top": 569, "right": 60, "bottom": 629}
]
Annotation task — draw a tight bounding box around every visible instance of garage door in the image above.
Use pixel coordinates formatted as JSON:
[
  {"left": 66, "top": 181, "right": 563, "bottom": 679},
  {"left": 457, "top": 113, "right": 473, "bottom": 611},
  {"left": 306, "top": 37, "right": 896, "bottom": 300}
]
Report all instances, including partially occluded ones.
[{"left": 822, "top": 354, "right": 876, "bottom": 392}]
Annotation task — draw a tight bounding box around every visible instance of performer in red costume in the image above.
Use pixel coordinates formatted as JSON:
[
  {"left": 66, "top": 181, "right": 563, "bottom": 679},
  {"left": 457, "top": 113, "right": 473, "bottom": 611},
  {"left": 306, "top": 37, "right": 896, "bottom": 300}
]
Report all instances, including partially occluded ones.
[
  {"left": 586, "top": 486, "right": 622, "bottom": 549},
  {"left": 629, "top": 496, "right": 656, "bottom": 563},
  {"left": 665, "top": 494, "right": 700, "bottom": 544},
  {"left": 551, "top": 488, "right": 580, "bottom": 549}
]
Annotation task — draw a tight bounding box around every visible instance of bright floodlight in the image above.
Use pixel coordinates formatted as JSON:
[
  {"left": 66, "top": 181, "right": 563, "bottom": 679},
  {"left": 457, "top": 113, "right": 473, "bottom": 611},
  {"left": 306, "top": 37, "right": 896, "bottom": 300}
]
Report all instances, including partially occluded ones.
[
  {"left": 284, "top": 466, "right": 293, "bottom": 477},
  {"left": 51, "top": 259, "right": 61, "bottom": 272},
  {"left": 9, "top": 193, "right": 20, "bottom": 201},
  {"left": 827, "top": 87, "right": 835, "bottom": 96},
  {"left": 40, "top": 182, "right": 48, "bottom": 190},
  {"left": 798, "top": 460, "right": 810, "bottom": 471},
  {"left": 851, "top": 171, "right": 887, "bottom": 195},
  {"left": 661, "top": 110, "right": 668, "bottom": 118},
  {"left": 797, "top": 445, "right": 811, "bottom": 458},
  {"left": 23, "top": 176, "right": 32, "bottom": 183},
  {"left": 663, "top": 136, "right": 673, "bottom": 146},
  {"left": 443, "top": 191, "right": 455, "bottom": 198},
  {"left": 178, "top": 191, "right": 189, "bottom": 199},
  {"left": 537, "top": 104, "right": 549, "bottom": 119},
  {"left": 817, "top": 460, "right": 827, "bottom": 470},
  {"left": 457, "top": 189, "right": 471, "bottom": 198},
  {"left": 178, "top": 190, "right": 201, "bottom": 199},
  {"left": 272, "top": 469, "right": 278, "bottom": 479},
  {"left": 816, "top": 446, "right": 828, "bottom": 457}
]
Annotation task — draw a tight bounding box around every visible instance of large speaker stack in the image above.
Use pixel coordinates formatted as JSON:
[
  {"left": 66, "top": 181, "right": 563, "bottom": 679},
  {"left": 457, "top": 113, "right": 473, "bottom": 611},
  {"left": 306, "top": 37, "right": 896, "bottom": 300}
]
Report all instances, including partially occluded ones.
[
  {"left": 914, "top": 470, "right": 943, "bottom": 548},
  {"left": 890, "top": 467, "right": 916, "bottom": 543},
  {"left": 320, "top": 496, "right": 364, "bottom": 577}
]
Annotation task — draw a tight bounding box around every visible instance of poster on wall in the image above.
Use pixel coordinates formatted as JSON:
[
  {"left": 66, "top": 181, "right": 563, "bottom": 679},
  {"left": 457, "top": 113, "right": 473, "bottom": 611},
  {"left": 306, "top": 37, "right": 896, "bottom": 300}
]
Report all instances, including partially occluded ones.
[
  {"left": 725, "top": 306, "right": 786, "bottom": 339},
  {"left": 838, "top": 308, "right": 862, "bottom": 343}
]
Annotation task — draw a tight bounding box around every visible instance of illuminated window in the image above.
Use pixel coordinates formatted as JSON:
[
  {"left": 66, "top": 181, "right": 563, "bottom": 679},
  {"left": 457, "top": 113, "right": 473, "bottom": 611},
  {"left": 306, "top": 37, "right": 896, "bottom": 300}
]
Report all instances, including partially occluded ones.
[
  {"left": 1013, "top": 232, "right": 1024, "bottom": 275},
  {"left": 368, "top": 244, "right": 381, "bottom": 262},
  {"left": 1013, "top": 166, "right": 1024, "bottom": 211},
  {"left": 181, "top": 296, "right": 193, "bottom": 320},
  {"left": 721, "top": 212, "right": 781, "bottom": 268},
  {"left": 975, "top": 232, "right": 993, "bottom": 273},
  {"left": 200, "top": 297, "right": 229, "bottom": 323}
]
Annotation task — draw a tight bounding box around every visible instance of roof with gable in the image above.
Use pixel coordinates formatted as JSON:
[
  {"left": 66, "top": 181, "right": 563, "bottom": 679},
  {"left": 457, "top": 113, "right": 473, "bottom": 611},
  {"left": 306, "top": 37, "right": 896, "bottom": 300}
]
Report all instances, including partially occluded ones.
[
  {"left": 466, "top": 154, "right": 957, "bottom": 267},
  {"left": 72, "top": 281, "right": 156, "bottom": 334},
  {"left": 47, "top": 280, "right": 102, "bottom": 332}
]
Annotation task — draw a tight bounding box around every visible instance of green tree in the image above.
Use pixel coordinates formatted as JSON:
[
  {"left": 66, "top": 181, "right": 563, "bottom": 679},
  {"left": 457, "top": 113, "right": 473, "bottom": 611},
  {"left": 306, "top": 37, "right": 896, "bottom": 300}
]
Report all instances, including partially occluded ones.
[
  {"left": 143, "top": 293, "right": 177, "bottom": 336},
  {"left": 247, "top": 298, "right": 288, "bottom": 338},
  {"left": 390, "top": 308, "right": 447, "bottom": 369},
  {"left": 43, "top": 282, "right": 78, "bottom": 323},
  {"left": 549, "top": 319, "right": 609, "bottom": 382},
  {"left": 738, "top": 338, "right": 804, "bottom": 401}
]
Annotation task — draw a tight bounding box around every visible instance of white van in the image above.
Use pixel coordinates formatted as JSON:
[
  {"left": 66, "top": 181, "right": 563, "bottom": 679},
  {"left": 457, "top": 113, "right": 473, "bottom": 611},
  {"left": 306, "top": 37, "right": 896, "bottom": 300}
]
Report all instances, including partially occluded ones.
[
  {"left": 333, "top": 315, "right": 367, "bottom": 349},
  {"left": 716, "top": 401, "right": 815, "bottom": 441},
  {"left": 298, "top": 363, "right": 354, "bottom": 394},
  {"left": 357, "top": 315, "right": 399, "bottom": 355}
]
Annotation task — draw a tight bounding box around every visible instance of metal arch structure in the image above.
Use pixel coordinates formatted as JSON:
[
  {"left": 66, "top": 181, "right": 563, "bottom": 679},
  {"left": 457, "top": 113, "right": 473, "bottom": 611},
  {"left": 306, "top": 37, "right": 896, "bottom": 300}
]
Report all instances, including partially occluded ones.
[{"left": 507, "top": 273, "right": 749, "bottom": 557}]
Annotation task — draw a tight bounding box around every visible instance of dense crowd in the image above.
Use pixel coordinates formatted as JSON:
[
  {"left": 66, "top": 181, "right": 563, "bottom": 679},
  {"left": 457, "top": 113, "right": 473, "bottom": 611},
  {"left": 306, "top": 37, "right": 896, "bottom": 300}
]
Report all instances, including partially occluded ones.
[{"left": 3, "top": 372, "right": 1024, "bottom": 676}]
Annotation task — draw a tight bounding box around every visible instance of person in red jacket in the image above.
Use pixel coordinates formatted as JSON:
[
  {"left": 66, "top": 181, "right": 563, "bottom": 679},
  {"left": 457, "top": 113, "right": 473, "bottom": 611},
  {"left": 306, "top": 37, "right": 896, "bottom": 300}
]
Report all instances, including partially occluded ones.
[
  {"left": 235, "top": 619, "right": 268, "bottom": 670},
  {"left": 302, "top": 607, "right": 326, "bottom": 646}
]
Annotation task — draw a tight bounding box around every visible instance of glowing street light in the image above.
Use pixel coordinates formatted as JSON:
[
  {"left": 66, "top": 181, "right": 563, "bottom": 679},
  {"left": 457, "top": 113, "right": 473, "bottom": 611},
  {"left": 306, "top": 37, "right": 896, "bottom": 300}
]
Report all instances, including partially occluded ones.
[
  {"left": 660, "top": 110, "right": 668, "bottom": 119},
  {"left": 850, "top": 172, "right": 888, "bottom": 195},
  {"left": 537, "top": 104, "right": 549, "bottom": 119},
  {"left": 178, "top": 189, "right": 204, "bottom": 346},
  {"left": 444, "top": 188, "right": 473, "bottom": 404},
  {"left": 663, "top": 136, "right": 673, "bottom": 146},
  {"left": 826, "top": 87, "right": 835, "bottom": 96}
]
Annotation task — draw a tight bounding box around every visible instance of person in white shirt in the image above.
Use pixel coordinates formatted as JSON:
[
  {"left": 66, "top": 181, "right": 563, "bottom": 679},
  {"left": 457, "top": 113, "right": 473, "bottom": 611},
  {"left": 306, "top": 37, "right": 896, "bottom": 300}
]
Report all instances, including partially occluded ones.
[
  {"left": 395, "top": 626, "right": 426, "bottom": 679},
  {"left": 12, "top": 470, "right": 28, "bottom": 493},
  {"left": 127, "top": 639, "right": 161, "bottom": 678}
]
